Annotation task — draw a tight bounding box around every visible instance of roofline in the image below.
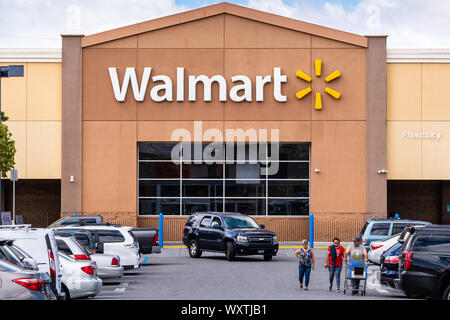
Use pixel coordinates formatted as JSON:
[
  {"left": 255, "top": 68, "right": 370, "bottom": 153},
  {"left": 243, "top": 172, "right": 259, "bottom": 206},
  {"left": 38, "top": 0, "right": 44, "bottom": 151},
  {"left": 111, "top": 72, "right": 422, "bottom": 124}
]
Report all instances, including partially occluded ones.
[
  {"left": 80, "top": 2, "right": 368, "bottom": 48},
  {"left": 0, "top": 48, "right": 61, "bottom": 63},
  {"left": 387, "top": 49, "right": 450, "bottom": 63}
]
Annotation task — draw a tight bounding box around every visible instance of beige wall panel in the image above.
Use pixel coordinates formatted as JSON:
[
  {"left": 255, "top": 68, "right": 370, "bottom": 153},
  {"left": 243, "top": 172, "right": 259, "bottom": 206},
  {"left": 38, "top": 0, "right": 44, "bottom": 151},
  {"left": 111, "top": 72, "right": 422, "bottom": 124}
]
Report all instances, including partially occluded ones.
[
  {"left": 89, "top": 35, "right": 137, "bottom": 49},
  {"left": 422, "top": 64, "right": 450, "bottom": 120},
  {"left": 421, "top": 122, "right": 450, "bottom": 179},
  {"left": 386, "top": 121, "right": 421, "bottom": 179},
  {"left": 311, "top": 49, "right": 366, "bottom": 121},
  {"left": 137, "top": 49, "right": 224, "bottom": 121},
  {"left": 27, "top": 63, "right": 61, "bottom": 120},
  {"left": 2, "top": 62, "right": 27, "bottom": 120},
  {"left": 7, "top": 121, "right": 27, "bottom": 178},
  {"left": 83, "top": 49, "right": 137, "bottom": 121},
  {"left": 387, "top": 64, "right": 421, "bottom": 121},
  {"left": 138, "top": 121, "right": 223, "bottom": 141},
  {"left": 311, "top": 36, "right": 358, "bottom": 48},
  {"left": 27, "top": 121, "right": 61, "bottom": 178},
  {"left": 310, "top": 121, "right": 366, "bottom": 214},
  {"left": 83, "top": 121, "right": 137, "bottom": 213},
  {"left": 224, "top": 49, "right": 311, "bottom": 121},
  {"left": 224, "top": 121, "right": 310, "bottom": 142},
  {"left": 138, "top": 15, "right": 224, "bottom": 48},
  {"left": 224, "top": 14, "right": 311, "bottom": 48}
]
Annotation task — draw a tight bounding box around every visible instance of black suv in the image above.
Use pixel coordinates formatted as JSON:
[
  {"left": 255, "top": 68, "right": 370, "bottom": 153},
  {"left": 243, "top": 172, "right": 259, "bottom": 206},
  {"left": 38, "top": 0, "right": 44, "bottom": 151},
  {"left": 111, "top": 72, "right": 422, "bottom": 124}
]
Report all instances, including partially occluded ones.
[
  {"left": 397, "top": 225, "right": 450, "bottom": 300},
  {"left": 182, "top": 212, "right": 279, "bottom": 261}
]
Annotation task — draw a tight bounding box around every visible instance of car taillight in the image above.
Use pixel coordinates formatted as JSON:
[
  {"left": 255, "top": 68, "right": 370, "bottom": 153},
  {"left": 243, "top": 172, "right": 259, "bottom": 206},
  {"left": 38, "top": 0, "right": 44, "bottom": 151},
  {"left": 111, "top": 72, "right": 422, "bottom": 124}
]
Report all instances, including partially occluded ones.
[
  {"left": 362, "top": 237, "right": 367, "bottom": 245},
  {"left": 153, "top": 233, "right": 159, "bottom": 245},
  {"left": 48, "top": 249, "right": 56, "bottom": 278},
  {"left": 74, "top": 254, "right": 91, "bottom": 261},
  {"left": 13, "top": 278, "right": 45, "bottom": 291},
  {"left": 404, "top": 251, "right": 413, "bottom": 270},
  {"left": 81, "top": 266, "right": 95, "bottom": 275},
  {"left": 385, "top": 256, "right": 399, "bottom": 264},
  {"left": 371, "top": 244, "right": 383, "bottom": 251},
  {"left": 111, "top": 257, "right": 119, "bottom": 266}
]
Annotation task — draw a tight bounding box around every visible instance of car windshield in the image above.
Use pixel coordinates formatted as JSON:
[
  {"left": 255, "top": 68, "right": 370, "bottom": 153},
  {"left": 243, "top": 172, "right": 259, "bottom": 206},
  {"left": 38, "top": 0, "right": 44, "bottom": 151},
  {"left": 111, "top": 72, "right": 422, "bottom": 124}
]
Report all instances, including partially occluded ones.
[{"left": 222, "top": 216, "right": 260, "bottom": 229}]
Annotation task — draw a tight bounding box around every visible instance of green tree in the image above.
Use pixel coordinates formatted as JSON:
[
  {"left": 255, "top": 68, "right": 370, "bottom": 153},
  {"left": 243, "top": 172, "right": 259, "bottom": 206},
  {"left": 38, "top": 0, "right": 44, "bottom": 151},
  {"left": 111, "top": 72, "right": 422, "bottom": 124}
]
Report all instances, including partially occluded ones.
[{"left": 0, "top": 111, "right": 16, "bottom": 177}]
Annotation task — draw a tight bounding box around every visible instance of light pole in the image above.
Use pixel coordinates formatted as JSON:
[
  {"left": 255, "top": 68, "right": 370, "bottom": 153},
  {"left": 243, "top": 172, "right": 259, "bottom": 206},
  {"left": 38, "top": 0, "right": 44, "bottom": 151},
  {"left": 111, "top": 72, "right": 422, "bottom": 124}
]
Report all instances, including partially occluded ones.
[{"left": 0, "top": 65, "right": 24, "bottom": 215}]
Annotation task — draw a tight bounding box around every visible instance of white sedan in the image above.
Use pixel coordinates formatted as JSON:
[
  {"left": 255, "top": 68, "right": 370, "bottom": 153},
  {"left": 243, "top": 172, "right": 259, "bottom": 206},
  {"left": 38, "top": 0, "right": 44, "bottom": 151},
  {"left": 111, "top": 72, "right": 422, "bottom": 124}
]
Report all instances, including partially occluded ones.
[{"left": 368, "top": 234, "right": 400, "bottom": 265}]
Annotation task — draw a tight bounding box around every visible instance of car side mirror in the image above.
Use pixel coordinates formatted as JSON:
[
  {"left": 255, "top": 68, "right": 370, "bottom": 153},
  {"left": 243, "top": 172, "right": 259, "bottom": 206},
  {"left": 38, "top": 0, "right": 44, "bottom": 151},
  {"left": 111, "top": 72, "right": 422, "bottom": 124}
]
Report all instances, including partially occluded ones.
[
  {"left": 259, "top": 224, "right": 265, "bottom": 229},
  {"left": 398, "top": 239, "right": 404, "bottom": 244},
  {"left": 212, "top": 224, "right": 223, "bottom": 230}
]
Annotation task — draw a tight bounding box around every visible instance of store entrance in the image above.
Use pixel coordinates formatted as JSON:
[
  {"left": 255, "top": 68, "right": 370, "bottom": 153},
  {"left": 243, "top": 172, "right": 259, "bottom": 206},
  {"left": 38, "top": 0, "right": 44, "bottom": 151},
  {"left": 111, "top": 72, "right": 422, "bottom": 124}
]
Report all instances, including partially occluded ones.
[{"left": 387, "top": 180, "right": 447, "bottom": 224}]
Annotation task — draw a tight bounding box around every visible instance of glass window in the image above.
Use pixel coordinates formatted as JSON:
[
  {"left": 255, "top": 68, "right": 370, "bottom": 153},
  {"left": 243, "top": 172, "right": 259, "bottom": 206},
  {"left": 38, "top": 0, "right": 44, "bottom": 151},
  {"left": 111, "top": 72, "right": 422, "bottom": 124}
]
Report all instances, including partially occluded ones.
[
  {"left": 96, "top": 230, "right": 126, "bottom": 243},
  {"left": 211, "top": 217, "right": 222, "bottom": 228},
  {"left": 139, "top": 180, "right": 180, "bottom": 197},
  {"left": 413, "top": 233, "right": 450, "bottom": 252},
  {"left": 139, "top": 143, "right": 177, "bottom": 160},
  {"left": 268, "top": 199, "right": 309, "bottom": 215},
  {"left": 275, "top": 143, "right": 309, "bottom": 161},
  {"left": 225, "top": 180, "right": 265, "bottom": 197},
  {"left": 225, "top": 199, "right": 266, "bottom": 216},
  {"left": 138, "top": 142, "right": 310, "bottom": 216},
  {"left": 139, "top": 162, "right": 180, "bottom": 179},
  {"left": 222, "top": 215, "right": 260, "bottom": 229},
  {"left": 269, "top": 162, "right": 309, "bottom": 179},
  {"left": 139, "top": 198, "right": 180, "bottom": 215},
  {"left": 182, "top": 163, "right": 222, "bottom": 179},
  {"left": 56, "top": 239, "right": 73, "bottom": 255},
  {"left": 392, "top": 223, "right": 412, "bottom": 235},
  {"left": 182, "top": 180, "right": 222, "bottom": 197},
  {"left": 370, "top": 223, "right": 391, "bottom": 236},
  {"left": 200, "top": 216, "right": 212, "bottom": 228},
  {"left": 268, "top": 180, "right": 309, "bottom": 198},
  {"left": 183, "top": 198, "right": 223, "bottom": 215}
]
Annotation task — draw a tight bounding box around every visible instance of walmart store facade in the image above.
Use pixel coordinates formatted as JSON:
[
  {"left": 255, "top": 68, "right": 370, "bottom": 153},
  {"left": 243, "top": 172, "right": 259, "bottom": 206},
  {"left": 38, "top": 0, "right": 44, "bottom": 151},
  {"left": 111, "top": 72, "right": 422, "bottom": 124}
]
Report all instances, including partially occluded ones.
[{"left": 1, "top": 3, "right": 449, "bottom": 240}]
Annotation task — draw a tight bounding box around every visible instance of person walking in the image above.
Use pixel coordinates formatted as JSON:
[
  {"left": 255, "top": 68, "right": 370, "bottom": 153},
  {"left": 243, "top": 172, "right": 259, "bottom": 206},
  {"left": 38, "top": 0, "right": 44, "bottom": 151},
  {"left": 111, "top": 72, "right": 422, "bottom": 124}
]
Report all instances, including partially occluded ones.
[
  {"left": 324, "top": 237, "right": 345, "bottom": 293},
  {"left": 295, "top": 239, "right": 315, "bottom": 291},
  {"left": 344, "top": 237, "right": 368, "bottom": 295}
]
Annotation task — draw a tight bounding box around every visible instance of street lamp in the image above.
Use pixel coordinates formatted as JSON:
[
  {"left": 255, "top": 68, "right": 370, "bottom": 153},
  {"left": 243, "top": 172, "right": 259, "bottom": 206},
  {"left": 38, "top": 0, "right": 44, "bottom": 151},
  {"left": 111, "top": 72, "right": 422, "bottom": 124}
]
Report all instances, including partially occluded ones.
[{"left": 0, "top": 65, "right": 24, "bottom": 217}]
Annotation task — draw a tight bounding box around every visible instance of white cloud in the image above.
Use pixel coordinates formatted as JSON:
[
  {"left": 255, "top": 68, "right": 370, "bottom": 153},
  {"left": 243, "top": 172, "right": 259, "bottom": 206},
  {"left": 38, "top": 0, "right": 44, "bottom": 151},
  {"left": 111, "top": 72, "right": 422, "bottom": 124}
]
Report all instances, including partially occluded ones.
[{"left": 0, "top": 0, "right": 449, "bottom": 48}]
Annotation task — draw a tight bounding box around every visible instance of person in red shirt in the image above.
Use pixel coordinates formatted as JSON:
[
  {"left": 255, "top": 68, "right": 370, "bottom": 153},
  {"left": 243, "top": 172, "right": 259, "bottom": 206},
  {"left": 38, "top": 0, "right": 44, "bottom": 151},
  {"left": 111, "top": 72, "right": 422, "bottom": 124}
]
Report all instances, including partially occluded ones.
[{"left": 324, "top": 237, "right": 345, "bottom": 293}]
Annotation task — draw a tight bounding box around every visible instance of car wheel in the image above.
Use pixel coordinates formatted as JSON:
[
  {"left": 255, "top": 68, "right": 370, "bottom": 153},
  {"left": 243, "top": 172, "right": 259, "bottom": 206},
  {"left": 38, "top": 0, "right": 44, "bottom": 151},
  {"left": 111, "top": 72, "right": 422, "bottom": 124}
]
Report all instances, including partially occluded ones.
[
  {"left": 62, "top": 285, "right": 70, "bottom": 300},
  {"left": 263, "top": 255, "right": 273, "bottom": 261},
  {"left": 442, "top": 284, "right": 450, "bottom": 300},
  {"left": 188, "top": 240, "right": 202, "bottom": 258},
  {"left": 226, "top": 242, "right": 235, "bottom": 261}
]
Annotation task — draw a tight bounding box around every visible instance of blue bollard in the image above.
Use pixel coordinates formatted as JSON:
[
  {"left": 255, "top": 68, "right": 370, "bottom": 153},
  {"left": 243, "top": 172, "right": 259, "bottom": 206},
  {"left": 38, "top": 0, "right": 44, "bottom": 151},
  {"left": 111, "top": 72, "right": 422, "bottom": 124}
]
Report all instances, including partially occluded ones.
[
  {"left": 158, "top": 213, "right": 164, "bottom": 248},
  {"left": 309, "top": 213, "right": 314, "bottom": 249}
]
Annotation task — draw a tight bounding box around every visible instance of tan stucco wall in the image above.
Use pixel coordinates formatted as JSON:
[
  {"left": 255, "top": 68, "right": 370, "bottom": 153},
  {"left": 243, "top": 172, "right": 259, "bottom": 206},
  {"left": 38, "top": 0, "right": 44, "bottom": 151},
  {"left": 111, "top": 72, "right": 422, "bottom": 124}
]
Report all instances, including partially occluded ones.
[
  {"left": 2, "top": 62, "right": 61, "bottom": 179},
  {"left": 387, "top": 63, "right": 450, "bottom": 180},
  {"left": 80, "top": 14, "right": 369, "bottom": 219}
]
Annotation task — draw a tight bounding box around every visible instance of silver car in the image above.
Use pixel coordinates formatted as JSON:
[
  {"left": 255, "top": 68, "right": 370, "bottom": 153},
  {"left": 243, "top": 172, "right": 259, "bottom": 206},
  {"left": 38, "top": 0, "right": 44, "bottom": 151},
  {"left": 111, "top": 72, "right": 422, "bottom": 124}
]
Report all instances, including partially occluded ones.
[
  {"left": 0, "top": 259, "right": 54, "bottom": 300},
  {"left": 58, "top": 252, "right": 102, "bottom": 299},
  {"left": 55, "top": 235, "right": 123, "bottom": 279}
]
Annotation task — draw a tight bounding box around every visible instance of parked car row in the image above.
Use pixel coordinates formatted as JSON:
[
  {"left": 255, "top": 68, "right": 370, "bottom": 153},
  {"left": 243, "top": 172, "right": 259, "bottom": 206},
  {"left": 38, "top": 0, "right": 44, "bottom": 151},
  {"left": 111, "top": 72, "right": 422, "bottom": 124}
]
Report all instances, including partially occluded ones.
[
  {"left": 365, "top": 221, "right": 450, "bottom": 300},
  {"left": 0, "top": 215, "right": 161, "bottom": 300}
]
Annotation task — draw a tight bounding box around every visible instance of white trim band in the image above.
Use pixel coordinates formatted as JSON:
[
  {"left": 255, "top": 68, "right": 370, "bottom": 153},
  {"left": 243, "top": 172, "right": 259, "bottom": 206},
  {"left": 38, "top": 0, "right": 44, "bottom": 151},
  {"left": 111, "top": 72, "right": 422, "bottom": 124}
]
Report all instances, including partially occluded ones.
[
  {"left": 387, "top": 49, "right": 450, "bottom": 63},
  {"left": 0, "top": 48, "right": 61, "bottom": 62}
]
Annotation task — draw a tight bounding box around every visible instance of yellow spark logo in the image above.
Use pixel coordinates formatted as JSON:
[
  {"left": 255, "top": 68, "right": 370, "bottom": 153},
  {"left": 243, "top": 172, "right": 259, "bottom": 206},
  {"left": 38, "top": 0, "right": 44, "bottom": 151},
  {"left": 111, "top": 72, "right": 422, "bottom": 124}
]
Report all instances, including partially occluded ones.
[{"left": 295, "top": 59, "right": 341, "bottom": 110}]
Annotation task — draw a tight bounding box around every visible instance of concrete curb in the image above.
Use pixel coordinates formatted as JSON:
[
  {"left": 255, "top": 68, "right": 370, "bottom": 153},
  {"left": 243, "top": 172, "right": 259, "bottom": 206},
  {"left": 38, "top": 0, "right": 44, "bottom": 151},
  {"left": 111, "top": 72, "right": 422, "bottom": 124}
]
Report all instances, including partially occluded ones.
[{"left": 162, "top": 241, "right": 352, "bottom": 248}]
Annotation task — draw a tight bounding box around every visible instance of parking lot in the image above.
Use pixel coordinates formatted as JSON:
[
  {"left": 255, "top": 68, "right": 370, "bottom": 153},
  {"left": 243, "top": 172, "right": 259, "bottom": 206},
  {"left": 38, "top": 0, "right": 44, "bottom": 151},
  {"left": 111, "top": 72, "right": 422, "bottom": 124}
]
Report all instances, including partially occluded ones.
[{"left": 90, "top": 247, "right": 408, "bottom": 300}]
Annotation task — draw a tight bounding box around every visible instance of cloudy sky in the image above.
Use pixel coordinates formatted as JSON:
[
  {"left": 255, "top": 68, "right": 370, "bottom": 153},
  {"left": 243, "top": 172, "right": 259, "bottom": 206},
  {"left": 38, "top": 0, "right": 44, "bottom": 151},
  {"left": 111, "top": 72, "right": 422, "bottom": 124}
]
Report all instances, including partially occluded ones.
[{"left": 0, "top": 0, "right": 449, "bottom": 48}]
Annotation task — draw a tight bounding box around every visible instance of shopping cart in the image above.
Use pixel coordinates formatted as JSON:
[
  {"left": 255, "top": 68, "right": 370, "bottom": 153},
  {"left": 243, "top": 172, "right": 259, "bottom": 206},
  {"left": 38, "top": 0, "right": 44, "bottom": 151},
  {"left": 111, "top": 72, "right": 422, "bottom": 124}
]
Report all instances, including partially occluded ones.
[{"left": 343, "top": 260, "right": 368, "bottom": 296}]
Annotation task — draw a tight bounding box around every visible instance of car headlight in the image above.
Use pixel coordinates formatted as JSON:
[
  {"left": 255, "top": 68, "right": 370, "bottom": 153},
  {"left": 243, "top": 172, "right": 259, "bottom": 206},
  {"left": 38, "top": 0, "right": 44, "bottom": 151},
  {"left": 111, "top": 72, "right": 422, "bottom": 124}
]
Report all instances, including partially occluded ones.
[
  {"left": 237, "top": 234, "right": 248, "bottom": 243},
  {"left": 273, "top": 235, "right": 277, "bottom": 242}
]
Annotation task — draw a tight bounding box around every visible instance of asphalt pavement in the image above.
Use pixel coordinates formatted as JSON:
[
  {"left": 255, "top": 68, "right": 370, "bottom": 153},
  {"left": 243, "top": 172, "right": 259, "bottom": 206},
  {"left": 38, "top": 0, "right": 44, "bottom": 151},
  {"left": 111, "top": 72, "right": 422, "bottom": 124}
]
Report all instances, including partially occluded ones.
[{"left": 88, "top": 248, "right": 409, "bottom": 300}]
